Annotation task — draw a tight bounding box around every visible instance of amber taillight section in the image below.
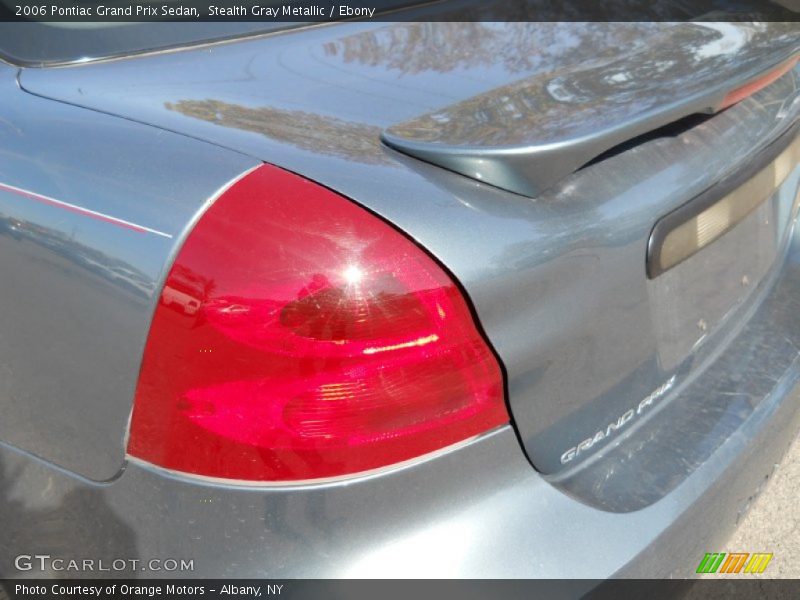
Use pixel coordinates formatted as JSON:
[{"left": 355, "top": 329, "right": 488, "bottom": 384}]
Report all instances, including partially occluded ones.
[{"left": 127, "top": 165, "right": 507, "bottom": 481}]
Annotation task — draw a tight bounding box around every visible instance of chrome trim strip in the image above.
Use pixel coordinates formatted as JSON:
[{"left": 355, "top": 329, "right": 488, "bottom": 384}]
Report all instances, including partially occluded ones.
[
  {"left": 0, "top": 180, "right": 173, "bottom": 238},
  {"left": 125, "top": 425, "right": 509, "bottom": 489}
]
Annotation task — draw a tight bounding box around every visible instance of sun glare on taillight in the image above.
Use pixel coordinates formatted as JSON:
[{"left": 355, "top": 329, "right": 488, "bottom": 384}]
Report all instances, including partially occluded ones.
[{"left": 127, "top": 165, "right": 507, "bottom": 481}]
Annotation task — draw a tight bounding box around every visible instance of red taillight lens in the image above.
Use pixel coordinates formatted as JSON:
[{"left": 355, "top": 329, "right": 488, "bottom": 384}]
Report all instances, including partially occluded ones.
[{"left": 127, "top": 165, "right": 507, "bottom": 481}]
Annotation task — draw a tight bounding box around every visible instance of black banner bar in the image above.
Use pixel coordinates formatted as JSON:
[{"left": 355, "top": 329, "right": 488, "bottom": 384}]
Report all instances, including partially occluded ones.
[
  {"left": 0, "top": 0, "right": 797, "bottom": 23},
  {"left": 1, "top": 579, "right": 799, "bottom": 600}
]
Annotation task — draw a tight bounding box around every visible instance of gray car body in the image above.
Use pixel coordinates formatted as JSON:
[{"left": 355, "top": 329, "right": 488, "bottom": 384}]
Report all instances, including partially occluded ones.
[{"left": 1, "top": 18, "right": 800, "bottom": 579}]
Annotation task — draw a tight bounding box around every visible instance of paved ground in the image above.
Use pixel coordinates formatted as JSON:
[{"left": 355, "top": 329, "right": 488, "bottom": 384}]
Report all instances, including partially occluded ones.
[
  {"left": 710, "top": 431, "right": 800, "bottom": 578},
  {"left": 687, "top": 435, "right": 800, "bottom": 598}
]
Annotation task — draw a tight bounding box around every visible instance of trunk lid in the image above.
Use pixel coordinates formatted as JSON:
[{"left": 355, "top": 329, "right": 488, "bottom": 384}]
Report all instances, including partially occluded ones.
[{"left": 20, "top": 19, "right": 800, "bottom": 482}]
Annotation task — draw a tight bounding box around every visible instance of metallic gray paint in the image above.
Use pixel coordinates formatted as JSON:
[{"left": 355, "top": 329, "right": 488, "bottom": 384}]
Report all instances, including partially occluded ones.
[
  {"left": 382, "top": 24, "right": 800, "bottom": 196},
  {"left": 554, "top": 177, "right": 800, "bottom": 510},
  {"left": 2, "top": 224, "right": 800, "bottom": 575},
  {"left": 1, "top": 20, "right": 800, "bottom": 578},
  {"left": 0, "top": 63, "right": 259, "bottom": 479},
  {"left": 20, "top": 27, "right": 800, "bottom": 477},
  {"left": 21, "top": 24, "right": 800, "bottom": 480}
]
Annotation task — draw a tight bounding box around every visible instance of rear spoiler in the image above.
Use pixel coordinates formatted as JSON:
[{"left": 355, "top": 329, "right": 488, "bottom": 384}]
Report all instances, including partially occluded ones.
[{"left": 382, "top": 24, "right": 800, "bottom": 197}]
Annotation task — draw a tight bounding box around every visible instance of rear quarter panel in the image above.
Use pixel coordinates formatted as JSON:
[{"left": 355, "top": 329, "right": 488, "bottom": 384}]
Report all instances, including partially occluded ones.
[{"left": 0, "top": 62, "right": 258, "bottom": 479}]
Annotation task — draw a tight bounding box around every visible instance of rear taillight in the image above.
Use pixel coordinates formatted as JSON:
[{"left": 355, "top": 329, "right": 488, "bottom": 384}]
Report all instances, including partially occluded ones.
[{"left": 127, "top": 165, "right": 507, "bottom": 481}]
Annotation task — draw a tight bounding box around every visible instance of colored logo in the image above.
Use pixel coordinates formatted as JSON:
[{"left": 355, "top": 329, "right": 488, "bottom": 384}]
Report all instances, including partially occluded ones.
[{"left": 696, "top": 552, "right": 773, "bottom": 574}]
